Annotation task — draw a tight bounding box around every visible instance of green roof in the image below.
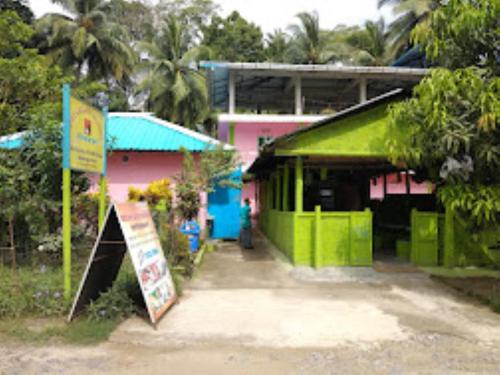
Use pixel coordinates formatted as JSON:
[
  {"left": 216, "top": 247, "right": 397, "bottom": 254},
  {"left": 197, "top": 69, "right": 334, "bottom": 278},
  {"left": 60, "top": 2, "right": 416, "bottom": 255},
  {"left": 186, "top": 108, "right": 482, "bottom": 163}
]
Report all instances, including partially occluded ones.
[{"left": 0, "top": 113, "right": 228, "bottom": 152}]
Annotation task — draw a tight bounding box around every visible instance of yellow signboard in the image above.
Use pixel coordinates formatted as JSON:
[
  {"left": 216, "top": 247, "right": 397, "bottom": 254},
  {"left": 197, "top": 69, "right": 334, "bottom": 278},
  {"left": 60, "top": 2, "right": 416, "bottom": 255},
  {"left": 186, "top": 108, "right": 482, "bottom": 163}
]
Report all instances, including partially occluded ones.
[{"left": 70, "top": 97, "right": 105, "bottom": 173}]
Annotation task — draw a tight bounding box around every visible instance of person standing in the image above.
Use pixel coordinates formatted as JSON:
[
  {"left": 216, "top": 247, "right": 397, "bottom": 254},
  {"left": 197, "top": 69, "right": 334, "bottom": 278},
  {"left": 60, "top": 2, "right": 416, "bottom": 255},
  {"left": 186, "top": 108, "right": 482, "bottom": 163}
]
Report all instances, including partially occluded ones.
[{"left": 240, "top": 198, "right": 253, "bottom": 249}]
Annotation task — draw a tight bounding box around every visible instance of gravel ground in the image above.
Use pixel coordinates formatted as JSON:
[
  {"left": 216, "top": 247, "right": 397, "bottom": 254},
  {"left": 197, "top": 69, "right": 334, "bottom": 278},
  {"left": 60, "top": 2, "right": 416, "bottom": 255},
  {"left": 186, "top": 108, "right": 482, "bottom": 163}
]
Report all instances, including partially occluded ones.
[{"left": 1, "top": 233, "right": 500, "bottom": 374}]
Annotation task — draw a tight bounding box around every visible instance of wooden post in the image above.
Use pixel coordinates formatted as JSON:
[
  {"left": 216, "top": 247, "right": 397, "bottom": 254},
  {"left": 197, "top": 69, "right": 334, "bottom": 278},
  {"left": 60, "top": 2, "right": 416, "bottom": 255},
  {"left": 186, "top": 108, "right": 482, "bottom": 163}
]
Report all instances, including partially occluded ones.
[
  {"left": 295, "top": 157, "right": 303, "bottom": 212},
  {"left": 8, "top": 219, "right": 15, "bottom": 269},
  {"left": 283, "top": 164, "right": 290, "bottom": 212},
  {"left": 314, "top": 205, "right": 322, "bottom": 268}
]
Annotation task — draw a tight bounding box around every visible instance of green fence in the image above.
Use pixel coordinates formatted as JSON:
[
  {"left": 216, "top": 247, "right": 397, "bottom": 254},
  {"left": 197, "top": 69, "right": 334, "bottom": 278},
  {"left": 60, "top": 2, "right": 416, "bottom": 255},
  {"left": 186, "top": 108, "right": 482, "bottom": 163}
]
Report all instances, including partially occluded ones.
[
  {"left": 261, "top": 208, "right": 372, "bottom": 267},
  {"left": 410, "top": 209, "right": 439, "bottom": 266}
]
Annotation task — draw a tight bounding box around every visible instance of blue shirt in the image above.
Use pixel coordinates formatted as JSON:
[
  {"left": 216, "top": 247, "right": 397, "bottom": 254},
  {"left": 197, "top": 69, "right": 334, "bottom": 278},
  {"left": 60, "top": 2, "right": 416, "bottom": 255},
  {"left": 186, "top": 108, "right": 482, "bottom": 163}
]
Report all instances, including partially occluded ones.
[{"left": 241, "top": 205, "right": 251, "bottom": 229}]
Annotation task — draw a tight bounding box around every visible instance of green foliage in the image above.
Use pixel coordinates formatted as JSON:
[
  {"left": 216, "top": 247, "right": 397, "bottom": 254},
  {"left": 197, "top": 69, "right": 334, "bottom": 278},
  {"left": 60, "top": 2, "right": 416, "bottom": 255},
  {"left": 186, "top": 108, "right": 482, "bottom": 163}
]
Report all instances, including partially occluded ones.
[
  {"left": 202, "top": 11, "right": 265, "bottom": 62},
  {"left": 387, "top": 68, "right": 499, "bottom": 226},
  {"left": 265, "top": 29, "right": 290, "bottom": 62},
  {"left": 287, "top": 11, "right": 330, "bottom": 64},
  {"left": 199, "top": 143, "right": 241, "bottom": 193},
  {"left": 387, "top": 68, "right": 499, "bottom": 181},
  {"left": 0, "top": 266, "right": 69, "bottom": 318},
  {"left": 158, "top": 222, "right": 193, "bottom": 279},
  {"left": 36, "top": 0, "right": 137, "bottom": 82},
  {"left": 413, "top": 0, "right": 499, "bottom": 71},
  {"left": 86, "top": 274, "right": 137, "bottom": 322},
  {"left": 105, "top": 0, "right": 155, "bottom": 42},
  {"left": 0, "top": 116, "right": 91, "bottom": 257},
  {"left": 74, "top": 192, "right": 108, "bottom": 237},
  {"left": 0, "top": 10, "right": 33, "bottom": 58},
  {"left": 379, "top": 0, "right": 435, "bottom": 57},
  {"left": 139, "top": 15, "right": 210, "bottom": 128},
  {"left": 387, "top": 0, "right": 500, "bottom": 231},
  {"left": 439, "top": 185, "right": 500, "bottom": 227},
  {"left": 127, "top": 179, "right": 173, "bottom": 213},
  {"left": 156, "top": 0, "right": 220, "bottom": 44},
  {"left": 0, "top": 12, "right": 66, "bottom": 135},
  {"left": 175, "top": 146, "right": 240, "bottom": 220},
  {"left": 0, "top": 317, "right": 120, "bottom": 345},
  {"left": 0, "top": 0, "right": 34, "bottom": 25},
  {"left": 175, "top": 149, "right": 201, "bottom": 220}
]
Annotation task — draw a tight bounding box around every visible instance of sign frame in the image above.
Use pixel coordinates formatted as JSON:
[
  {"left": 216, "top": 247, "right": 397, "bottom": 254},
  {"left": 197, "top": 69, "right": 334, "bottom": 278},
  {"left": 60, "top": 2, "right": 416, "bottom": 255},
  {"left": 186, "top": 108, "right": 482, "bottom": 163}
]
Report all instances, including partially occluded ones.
[
  {"left": 69, "top": 203, "right": 177, "bottom": 326},
  {"left": 62, "top": 84, "right": 108, "bottom": 300}
]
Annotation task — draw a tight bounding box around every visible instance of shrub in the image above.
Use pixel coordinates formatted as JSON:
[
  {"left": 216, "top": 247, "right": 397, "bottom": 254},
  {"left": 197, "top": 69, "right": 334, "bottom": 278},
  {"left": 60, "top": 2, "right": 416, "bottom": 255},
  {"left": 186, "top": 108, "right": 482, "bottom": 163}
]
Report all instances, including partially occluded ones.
[
  {"left": 86, "top": 272, "right": 138, "bottom": 322},
  {"left": 74, "top": 192, "right": 108, "bottom": 236},
  {"left": 158, "top": 222, "right": 194, "bottom": 278},
  {"left": 128, "top": 186, "right": 145, "bottom": 202},
  {"left": 144, "top": 178, "right": 173, "bottom": 208},
  {"left": 0, "top": 266, "right": 69, "bottom": 318}
]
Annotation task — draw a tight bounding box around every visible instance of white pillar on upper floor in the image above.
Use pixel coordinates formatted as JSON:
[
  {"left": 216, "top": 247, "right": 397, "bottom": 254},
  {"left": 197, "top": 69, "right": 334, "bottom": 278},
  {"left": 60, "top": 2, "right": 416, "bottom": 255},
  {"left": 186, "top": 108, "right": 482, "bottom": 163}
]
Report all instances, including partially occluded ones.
[
  {"left": 359, "top": 77, "right": 367, "bottom": 103},
  {"left": 228, "top": 70, "right": 236, "bottom": 114},
  {"left": 294, "top": 76, "right": 303, "bottom": 115}
]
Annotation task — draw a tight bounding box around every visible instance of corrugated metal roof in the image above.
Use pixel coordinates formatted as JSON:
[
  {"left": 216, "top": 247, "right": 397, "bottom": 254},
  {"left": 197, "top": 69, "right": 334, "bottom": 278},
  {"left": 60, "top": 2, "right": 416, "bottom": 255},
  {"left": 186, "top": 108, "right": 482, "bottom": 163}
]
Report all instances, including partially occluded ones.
[
  {"left": 108, "top": 114, "right": 217, "bottom": 151},
  {"left": 0, "top": 114, "right": 230, "bottom": 152},
  {"left": 0, "top": 132, "right": 26, "bottom": 150}
]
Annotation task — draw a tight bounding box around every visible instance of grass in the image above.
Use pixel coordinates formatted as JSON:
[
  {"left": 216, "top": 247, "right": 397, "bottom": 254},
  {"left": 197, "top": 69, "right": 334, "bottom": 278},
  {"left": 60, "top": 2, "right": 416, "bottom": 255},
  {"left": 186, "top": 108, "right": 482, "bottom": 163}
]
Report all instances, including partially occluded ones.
[
  {"left": 0, "top": 318, "right": 120, "bottom": 345},
  {"left": 421, "top": 266, "right": 500, "bottom": 314},
  {"left": 421, "top": 266, "right": 500, "bottom": 279}
]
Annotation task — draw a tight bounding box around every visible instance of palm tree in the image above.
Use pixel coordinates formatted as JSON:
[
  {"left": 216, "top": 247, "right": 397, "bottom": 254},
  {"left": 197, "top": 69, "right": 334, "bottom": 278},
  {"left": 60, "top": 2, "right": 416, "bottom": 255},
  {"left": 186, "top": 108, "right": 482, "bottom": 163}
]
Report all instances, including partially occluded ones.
[
  {"left": 265, "top": 29, "right": 289, "bottom": 62},
  {"left": 36, "top": 0, "right": 136, "bottom": 82},
  {"left": 287, "top": 11, "right": 332, "bottom": 64},
  {"left": 138, "top": 16, "right": 210, "bottom": 128},
  {"left": 378, "top": 0, "right": 436, "bottom": 56},
  {"left": 354, "top": 18, "right": 389, "bottom": 66}
]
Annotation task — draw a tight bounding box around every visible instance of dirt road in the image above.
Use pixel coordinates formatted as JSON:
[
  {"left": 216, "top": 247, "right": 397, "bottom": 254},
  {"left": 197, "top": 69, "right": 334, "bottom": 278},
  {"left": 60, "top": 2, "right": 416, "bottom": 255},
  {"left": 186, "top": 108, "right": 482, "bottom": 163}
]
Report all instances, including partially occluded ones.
[{"left": 1, "top": 233, "right": 500, "bottom": 374}]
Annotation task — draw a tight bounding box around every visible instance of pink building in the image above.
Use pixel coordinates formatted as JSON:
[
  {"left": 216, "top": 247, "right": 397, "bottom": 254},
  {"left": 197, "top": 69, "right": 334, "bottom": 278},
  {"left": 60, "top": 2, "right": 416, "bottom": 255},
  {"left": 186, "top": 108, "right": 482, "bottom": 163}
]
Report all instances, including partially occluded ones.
[
  {"left": 87, "top": 113, "right": 232, "bottom": 228},
  {"left": 217, "top": 114, "right": 325, "bottom": 212}
]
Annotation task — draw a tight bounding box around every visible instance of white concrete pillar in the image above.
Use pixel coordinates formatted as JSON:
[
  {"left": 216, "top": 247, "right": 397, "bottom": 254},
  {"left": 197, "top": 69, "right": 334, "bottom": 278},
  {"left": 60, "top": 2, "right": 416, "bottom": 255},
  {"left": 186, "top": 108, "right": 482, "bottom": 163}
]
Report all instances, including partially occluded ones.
[
  {"left": 229, "top": 70, "right": 236, "bottom": 114},
  {"left": 359, "top": 77, "right": 367, "bottom": 103},
  {"left": 294, "top": 76, "right": 303, "bottom": 115}
]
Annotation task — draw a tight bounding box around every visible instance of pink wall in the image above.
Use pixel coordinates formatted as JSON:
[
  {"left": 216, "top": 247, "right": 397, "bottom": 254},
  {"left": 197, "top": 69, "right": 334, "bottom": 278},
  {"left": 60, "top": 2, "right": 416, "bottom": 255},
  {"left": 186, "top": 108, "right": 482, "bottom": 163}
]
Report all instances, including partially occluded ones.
[
  {"left": 89, "top": 151, "right": 207, "bottom": 227},
  {"left": 227, "top": 122, "right": 308, "bottom": 170},
  {"left": 221, "top": 121, "right": 314, "bottom": 215},
  {"left": 370, "top": 172, "right": 433, "bottom": 200}
]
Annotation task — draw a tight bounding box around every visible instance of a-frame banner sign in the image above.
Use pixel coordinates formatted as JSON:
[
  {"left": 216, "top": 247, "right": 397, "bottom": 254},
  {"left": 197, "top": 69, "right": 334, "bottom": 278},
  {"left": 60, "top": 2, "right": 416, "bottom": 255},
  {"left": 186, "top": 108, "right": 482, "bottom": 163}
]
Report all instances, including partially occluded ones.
[{"left": 69, "top": 202, "right": 177, "bottom": 326}]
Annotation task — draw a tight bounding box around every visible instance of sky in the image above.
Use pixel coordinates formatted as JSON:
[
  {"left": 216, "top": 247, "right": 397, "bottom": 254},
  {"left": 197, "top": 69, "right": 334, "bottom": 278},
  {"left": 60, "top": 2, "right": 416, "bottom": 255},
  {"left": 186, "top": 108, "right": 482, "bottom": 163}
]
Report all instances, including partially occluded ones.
[{"left": 29, "top": 0, "right": 394, "bottom": 33}]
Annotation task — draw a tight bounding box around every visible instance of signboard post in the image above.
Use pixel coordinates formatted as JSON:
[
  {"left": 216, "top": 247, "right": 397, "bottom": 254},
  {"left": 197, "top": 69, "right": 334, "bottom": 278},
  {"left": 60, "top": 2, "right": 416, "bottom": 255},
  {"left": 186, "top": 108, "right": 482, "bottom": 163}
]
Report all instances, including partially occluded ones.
[
  {"left": 69, "top": 203, "right": 177, "bottom": 326},
  {"left": 62, "top": 83, "right": 107, "bottom": 300}
]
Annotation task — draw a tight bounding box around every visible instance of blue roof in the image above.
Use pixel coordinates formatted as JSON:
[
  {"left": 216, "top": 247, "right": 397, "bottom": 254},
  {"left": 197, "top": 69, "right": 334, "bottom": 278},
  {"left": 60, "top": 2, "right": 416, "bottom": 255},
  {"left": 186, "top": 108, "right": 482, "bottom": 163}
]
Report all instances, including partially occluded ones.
[
  {"left": 0, "top": 114, "right": 227, "bottom": 152},
  {"left": 0, "top": 132, "right": 26, "bottom": 150}
]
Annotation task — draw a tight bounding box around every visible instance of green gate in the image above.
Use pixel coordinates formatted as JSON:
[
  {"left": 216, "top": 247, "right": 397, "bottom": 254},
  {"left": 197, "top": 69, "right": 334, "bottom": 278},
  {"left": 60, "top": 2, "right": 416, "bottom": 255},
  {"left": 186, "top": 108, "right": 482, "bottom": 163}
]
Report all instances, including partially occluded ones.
[{"left": 411, "top": 209, "right": 439, "bottom": 266}]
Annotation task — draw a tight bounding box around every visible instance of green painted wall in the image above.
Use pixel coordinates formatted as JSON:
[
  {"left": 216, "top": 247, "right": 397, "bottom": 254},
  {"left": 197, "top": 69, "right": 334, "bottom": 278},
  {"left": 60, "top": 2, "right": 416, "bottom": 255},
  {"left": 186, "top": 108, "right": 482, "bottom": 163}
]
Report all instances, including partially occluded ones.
[
  {"left": 260, "top": 208, "right": 373, "bottom": 267},
  {"left": 276, "top": 105, "right": 390, "bottom": 157}
]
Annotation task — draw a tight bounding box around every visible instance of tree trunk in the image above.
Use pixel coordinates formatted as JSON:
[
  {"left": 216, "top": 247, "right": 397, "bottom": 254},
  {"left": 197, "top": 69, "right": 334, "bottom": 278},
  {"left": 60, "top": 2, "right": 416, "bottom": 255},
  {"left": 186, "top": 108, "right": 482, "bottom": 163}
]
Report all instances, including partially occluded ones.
[{"left": 8, "top": 218, "right": 16, "bottom": 269}]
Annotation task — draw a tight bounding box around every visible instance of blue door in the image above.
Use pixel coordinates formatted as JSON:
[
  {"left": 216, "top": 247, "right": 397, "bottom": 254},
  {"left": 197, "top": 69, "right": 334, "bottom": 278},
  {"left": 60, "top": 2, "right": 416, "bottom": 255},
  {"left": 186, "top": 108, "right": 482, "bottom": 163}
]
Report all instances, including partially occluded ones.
[{"left": 207, "top": 170, "right": 242, "bottom": 239}]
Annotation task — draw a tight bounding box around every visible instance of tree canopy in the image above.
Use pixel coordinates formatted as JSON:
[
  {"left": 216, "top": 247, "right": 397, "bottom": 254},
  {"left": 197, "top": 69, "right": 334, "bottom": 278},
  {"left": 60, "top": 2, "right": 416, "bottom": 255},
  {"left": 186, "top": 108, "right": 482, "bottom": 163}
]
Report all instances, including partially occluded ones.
[
  {"left": 36, "top": 0, "right": 137, "bottom": 82},
  {"left": 202, "top": 11, "right": 265, "bottom": 62},
  {"left": 387, "top": 0, "right": 500, "bottom": 228},
  {"left": 138, "top": 16, "right": 210, "bottom": 128}
]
